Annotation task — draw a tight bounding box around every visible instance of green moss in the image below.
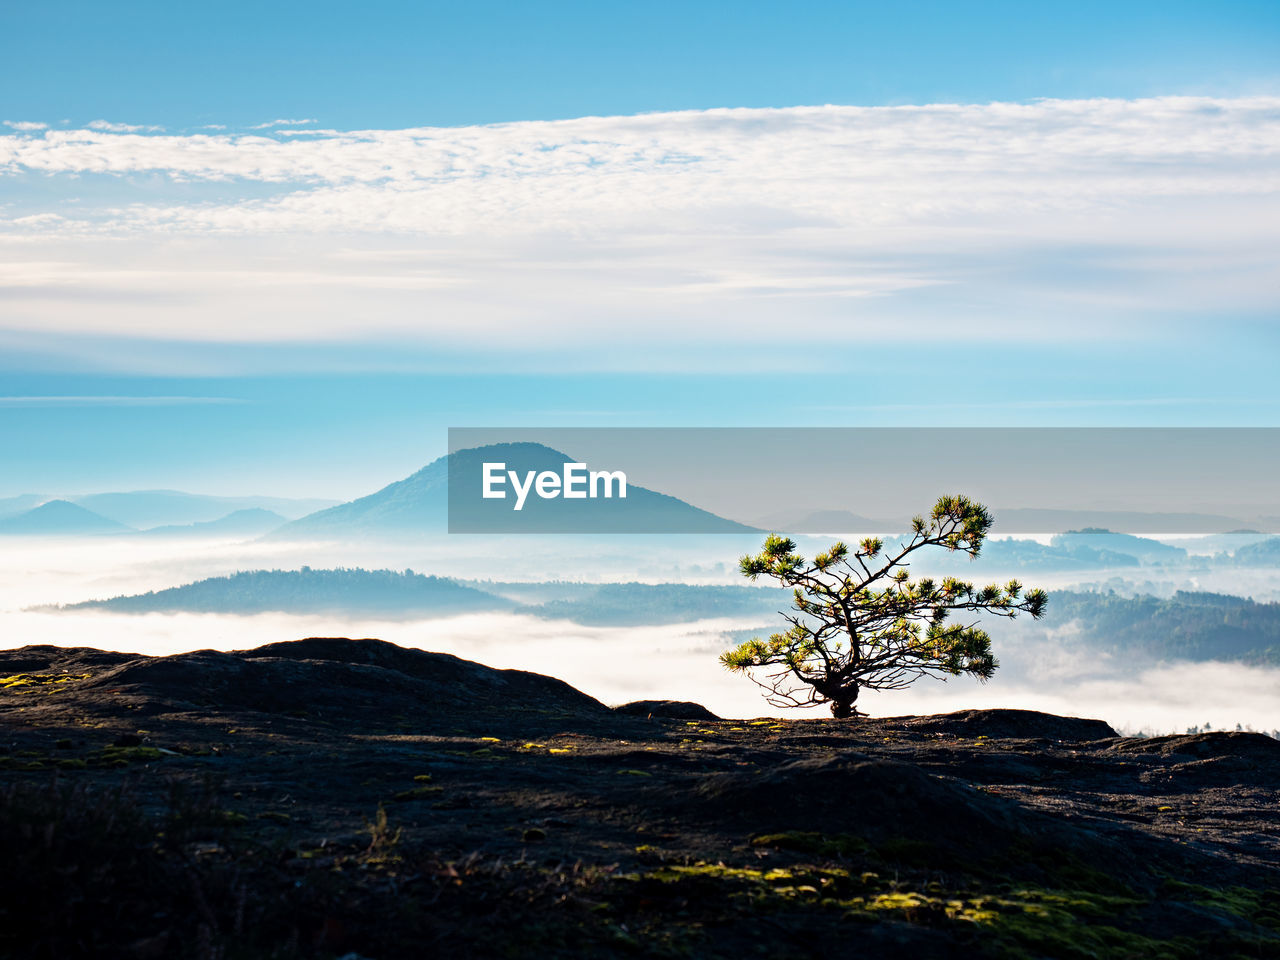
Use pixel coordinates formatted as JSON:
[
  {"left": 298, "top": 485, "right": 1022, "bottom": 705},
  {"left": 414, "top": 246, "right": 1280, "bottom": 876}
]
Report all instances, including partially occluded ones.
[
  {"left": 996, "top": 839, "right": 1136, "bottom": 896},
  {"left": 91, "top": 745, "right": 163, "bottom": 765},
  {"left": 750, "top": 831, "right": 869, "bottom": 858},
  {"left": 620, "top": 860, "right": 1278, "bottom": 960},
  {"left": 362, "top": 804, "right": 402, "bottom": 861},
  {"left": 0, "top": 672, "right": 90, "bottom": 690},
  {"left": 0, "top": 758, "right": 46, "bottom": 771},
  {"left": 934, "top": 889, "right": 1194, "bottom": 960},
  {"left": 644, "top": 863, "right": 782, "bottom": 883},
  {"left": 1159, "top": 879, "right": 1280, "bottom": 932}
]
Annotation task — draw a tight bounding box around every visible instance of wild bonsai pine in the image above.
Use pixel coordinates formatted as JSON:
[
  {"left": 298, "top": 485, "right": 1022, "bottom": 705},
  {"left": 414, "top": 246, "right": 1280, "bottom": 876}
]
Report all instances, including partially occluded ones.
[{"left": 721, "top": 495, "right": 1047, "bottom": 718}]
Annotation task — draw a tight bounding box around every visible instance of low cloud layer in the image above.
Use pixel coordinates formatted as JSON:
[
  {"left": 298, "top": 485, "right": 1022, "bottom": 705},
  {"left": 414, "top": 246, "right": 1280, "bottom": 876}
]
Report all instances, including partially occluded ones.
[
  {"left": 4, "top": 537, "right": 1279, "bottom": 734},
  {"left": 8, "top": 605, "right": 1278, "bottom": 734},
  {"left": 1, "top": 98, "right": 1277, "bottom": 364}
]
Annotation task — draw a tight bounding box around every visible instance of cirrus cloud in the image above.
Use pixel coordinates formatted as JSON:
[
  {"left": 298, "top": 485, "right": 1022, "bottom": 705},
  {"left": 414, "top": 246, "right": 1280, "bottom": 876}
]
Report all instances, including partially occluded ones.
[
  {"left": 85, "top": 119, "right": 164, "bottom": 133},
  {"left": 0, "top": 98, "right": 1277, "bottom": 362}
]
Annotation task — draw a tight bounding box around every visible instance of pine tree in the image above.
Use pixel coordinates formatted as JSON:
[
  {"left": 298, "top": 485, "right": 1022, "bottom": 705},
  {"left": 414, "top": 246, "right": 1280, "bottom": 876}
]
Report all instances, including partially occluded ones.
[{"left": 721, "top": 495, "right": 1047, "bottom": 718}]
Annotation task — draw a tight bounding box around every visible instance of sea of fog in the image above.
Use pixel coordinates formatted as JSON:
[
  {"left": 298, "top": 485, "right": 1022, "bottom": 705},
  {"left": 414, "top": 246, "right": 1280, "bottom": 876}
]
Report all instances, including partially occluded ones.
[{"left": 3, "top": 535, "right": 1280, "bottom": 736}]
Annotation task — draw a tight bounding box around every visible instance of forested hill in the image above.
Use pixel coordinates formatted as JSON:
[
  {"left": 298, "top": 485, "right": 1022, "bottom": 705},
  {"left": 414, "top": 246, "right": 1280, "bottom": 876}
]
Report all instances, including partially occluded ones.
[
  {"left": 55, "top": 569, "right": 790, "bottom": 624},
  {"left": 1046, "top": 590, "right": 1280, "bottom": 665},
  {"left": 51, "top": 570, "right": 1280, "bottom": 665},
  {"left": 61, "top": 568, "right": 510, "bottom": 617}
]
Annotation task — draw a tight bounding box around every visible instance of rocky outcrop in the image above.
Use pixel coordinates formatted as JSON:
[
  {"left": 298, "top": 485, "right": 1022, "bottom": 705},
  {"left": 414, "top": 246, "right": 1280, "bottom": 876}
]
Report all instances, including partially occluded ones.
[
  {"left": 613, "top": 699, "right": 721, "bottom": 720},
  {"left": 896, "top": 707, "right": 1118, "bottom": 741}
]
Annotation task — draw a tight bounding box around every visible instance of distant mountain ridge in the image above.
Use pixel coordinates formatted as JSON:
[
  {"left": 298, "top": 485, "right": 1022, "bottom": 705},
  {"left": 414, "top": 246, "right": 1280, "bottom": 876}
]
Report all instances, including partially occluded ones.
[
  {"left": 0, "top": 490, "right": 338, "bottom": 530},
  {"left": 1233, "top": 536, "right": 1280, "bottom": 567},
  {"left": 49, "top": 569, "right": 1280, "bottom": 666},
  {"left": 750, "top": 508, "right": 898, "bottom": 531},
  {"left": 993, "top": 508, "right": 1255, "bottom": 535},
  {"left": 54, "top": 568, "right": 790, "bottom": 625},
  {"left": 0, "top": 500, "right": 131, "bottom": 536},
  {"left": 268, "top": 455, "right": 451, "bottom": 539},
  {"left": 1048, "top": 529, "right": 1187, "bottom": 565},
  {"left": 0, "top": 494, "right": 45, "bottom": 520},
  {"left": 756, "top": 506, "right": 1260, "bottom": 535},
  {"left": 271, "top": 442, "right": 760, "bottom": 538},
  {"left": 74, "top": 490, "right": 338, "bottom": 528},
  {"left": 139, "top": 509, "right": 288, "bottom": 538}
]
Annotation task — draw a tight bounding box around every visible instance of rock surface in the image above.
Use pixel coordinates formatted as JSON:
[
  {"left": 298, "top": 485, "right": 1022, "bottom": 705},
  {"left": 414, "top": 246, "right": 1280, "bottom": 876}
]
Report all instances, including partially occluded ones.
[
  {"left": 613, "top": 699, "right": 721, "bottom": 720},
  {"left": 1, "top": 638, "right": 1277, "bottom": 959}
]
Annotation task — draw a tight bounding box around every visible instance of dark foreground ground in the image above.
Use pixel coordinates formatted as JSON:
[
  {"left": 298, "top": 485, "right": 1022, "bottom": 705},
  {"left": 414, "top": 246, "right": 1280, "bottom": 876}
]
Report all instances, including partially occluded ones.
[{"left": 1, "top": 637, "right": 1277, "bottom": 959}]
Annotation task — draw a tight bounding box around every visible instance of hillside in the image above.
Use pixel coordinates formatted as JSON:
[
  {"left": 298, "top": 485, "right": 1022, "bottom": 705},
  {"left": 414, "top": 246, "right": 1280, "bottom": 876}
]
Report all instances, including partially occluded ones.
[
  {"left": 1049, "top": 529, "right": 1187, "bottom": 564},
  {"left": 61, "top": 568, "right": 508, "bottom": 617},
  {"left": 56, "top": 569, "right": 792, "bottom": 625},
  {"left": 1046, "top": 590, "right": 1280, "bottom": 664},
  {"left": 0, "top": 638, "right": 1277, "bottom": 958},
  {"left": 0, "top": 499, "right": 132, "bottom": 536},
  {"left": 1234, "top": 536, "right": 1280, "bottom": 566},
  {"left": 51, "top": 572, "right": 1280, "bottom": 666},
  {"left": 816, "top": 532, "right": 1176, "bottom": 573},
  {"left": 73, "top": 490, "right": 339, "bottom": 528},
  {"left": 138, "top": 508, "right": 288, "bottom": 538},
  {"left": 270, "top": 442, "right": 759, "bottom": 538},
  {"left": 961, "top": 535, "right": 1142, "bottom": 570},
  {"left": 0, "top": 493, "right": 44, "bottom": 519},
  {"left": 753, "top": 508, "right": 1256, "bottom": 536}
]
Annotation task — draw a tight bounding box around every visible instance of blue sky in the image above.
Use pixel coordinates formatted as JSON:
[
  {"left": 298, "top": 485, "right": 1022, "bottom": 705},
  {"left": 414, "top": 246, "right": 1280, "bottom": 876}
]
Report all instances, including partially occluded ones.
[
  {"left": 4, "top": 1, "right": 1278, "bottom": 128},
  {"left": 2, "top": 1, "right": 1279, "bottom": 498}
]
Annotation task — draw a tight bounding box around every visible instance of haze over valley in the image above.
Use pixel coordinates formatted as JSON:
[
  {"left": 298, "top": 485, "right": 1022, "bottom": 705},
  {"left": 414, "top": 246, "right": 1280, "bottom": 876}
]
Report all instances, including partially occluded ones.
[
  {"left": 6, "top": 447, "right": 1280, "bottom": 735},
  {"left": 7, "top": 6, "right": 1280, "bottom": 955}
]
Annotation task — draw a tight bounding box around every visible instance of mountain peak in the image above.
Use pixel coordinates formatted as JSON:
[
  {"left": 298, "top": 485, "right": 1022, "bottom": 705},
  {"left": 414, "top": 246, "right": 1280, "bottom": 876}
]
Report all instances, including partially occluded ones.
[
  {"left": 270, "top": 443, "right": 758, "bottom": 539},
  {"left": 0, "top": 499, "right": 132, "bottom": 536}
]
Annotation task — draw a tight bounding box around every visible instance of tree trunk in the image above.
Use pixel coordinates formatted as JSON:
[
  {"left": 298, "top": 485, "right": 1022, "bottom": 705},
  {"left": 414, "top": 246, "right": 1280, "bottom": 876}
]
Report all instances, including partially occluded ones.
[{"left": 829, "top": 684, "right": 859, "bottom": 718}]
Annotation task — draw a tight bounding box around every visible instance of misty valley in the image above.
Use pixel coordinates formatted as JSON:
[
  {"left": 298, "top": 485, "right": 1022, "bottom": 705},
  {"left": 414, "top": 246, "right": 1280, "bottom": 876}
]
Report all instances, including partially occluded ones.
[
  {"left": 8, "top": 34, "right": 1280, "bottom": 956},
  {"left": 4, "top": 447, "right": 1280, "bottom": 735}
]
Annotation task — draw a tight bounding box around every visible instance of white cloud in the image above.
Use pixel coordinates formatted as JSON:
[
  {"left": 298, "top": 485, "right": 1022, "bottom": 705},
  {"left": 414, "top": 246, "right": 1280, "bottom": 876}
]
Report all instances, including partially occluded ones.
[
  {"left": 3, "top": 120, "right": 47, "bottom": 131},
  {"left": 8, "top": 213, "right": 66, "bottom": 228},
  {"left": 0, "top": 98, "right": 1276, "bottom": 356},
  {"left": 7, "top": 98, "right": 1276, "bottom": 216},
  {"left": 5, "top": 604, "right": 1280, "bottom": 732},
  {"left": 85, "top": 120, "right": 164, "bottom": 133},
  {"left": 3, "top": 535, "right": 1279, "bottom": 733},
  {"left": 249, "top": 118, "right": 318, "bottom": 129}
]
